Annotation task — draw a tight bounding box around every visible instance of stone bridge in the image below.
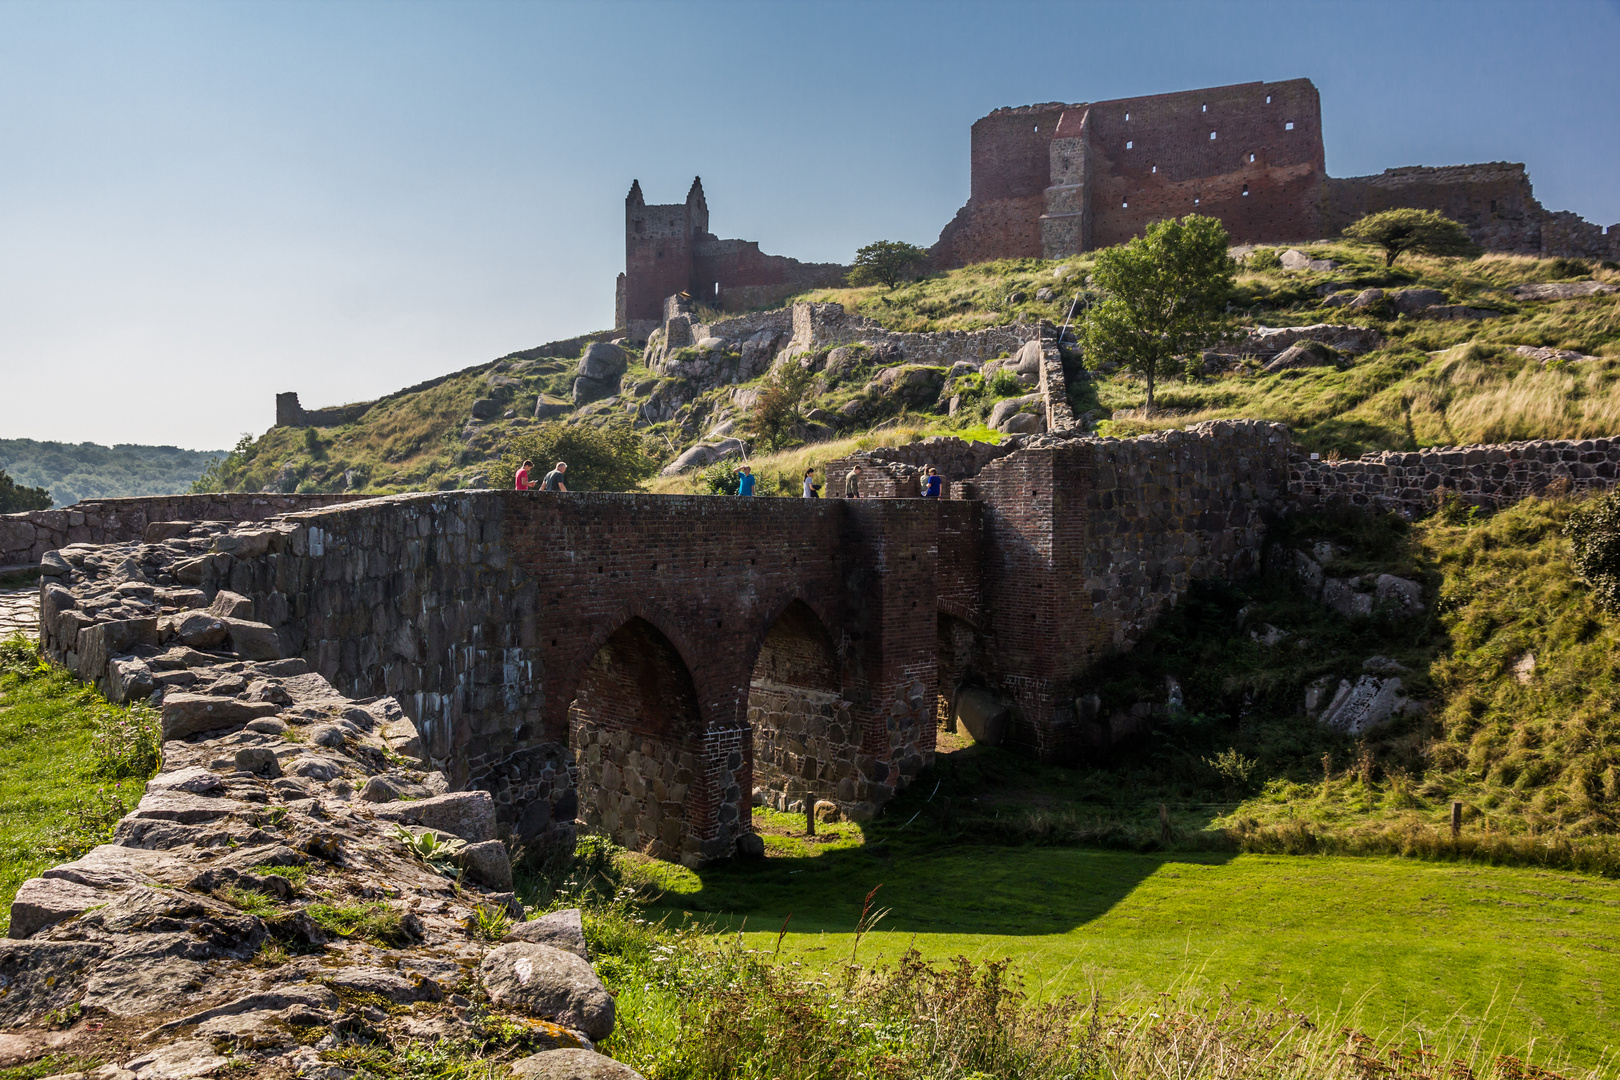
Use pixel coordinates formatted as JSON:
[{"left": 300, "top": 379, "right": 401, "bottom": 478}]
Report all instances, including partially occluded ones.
[{"left": 25, "top": 421, "right": 1615, "bottom": 866}]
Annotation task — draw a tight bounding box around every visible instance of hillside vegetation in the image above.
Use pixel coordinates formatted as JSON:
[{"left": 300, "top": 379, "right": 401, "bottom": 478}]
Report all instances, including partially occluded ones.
[
  {"left": 192, "top": 242, "right": 1618, "bottom": 500},
  {"left": 0, "top": 439, "right": 223, "bottom": 507}
]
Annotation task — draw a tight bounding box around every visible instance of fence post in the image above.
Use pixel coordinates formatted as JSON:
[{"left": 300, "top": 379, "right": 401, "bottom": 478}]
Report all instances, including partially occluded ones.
[
  {"left": 1159, "top": 803, "right": 1172, "bottom": 843},
  {"left": 806, "top": 798, "right": 816, "bottom": 838},
  {"left": 1451, "top": 801, "right": 1463, "bottom": 837}
]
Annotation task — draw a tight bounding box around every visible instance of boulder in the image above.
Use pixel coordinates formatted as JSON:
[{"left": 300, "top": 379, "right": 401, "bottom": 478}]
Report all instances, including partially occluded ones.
[
  {"left": 509, "top": 1050, "right": 646, "bottom": 1080},
  {"left": 107, "top": 656, "right": 155, "bottom": 704},
  {"left": 174, "top": 611, "right": 227, "bottom": 649},
  {"left": 952, "top": 686, "right": 1008, "bottom": 745},
  {"left": 223, "top": 618, "right": 282, "bottom": 661},
  {"left": 479, "top": 942, "right": 616, "bottom": 1041},
  {"left": 1510, "top": 281, "right": 1617, "bottom": 301},
  {"left": 1000, "top": 411, "right": 1046, "bottom": 435},
  {"left": 1280, "top": 249, "right": 1337, "bottom": 272},
  {"left": 572, "top": 377, "right": 613, "bottom": 407},
  {"left": 659, "top": 439, "right": 747, "bottom": 477},
  {"left": 160, "top": 694, "right": 281, "bottom": 740},
  {"left": 878, "top": 366, "right": 947, "bottom": 406},
  {"left": 1347, "top": 288, "right": 1385, "bottom": 309},
  {"left": 1263, "top": 341, "right": 1337, "bottom": 373},
  {"left": 8, "top": 875, "right": 104, "bottom": 938},
  {"left": 535, "top": 395, "right": 570, "bottom": 420},
  {"left": 234, "top": 746, "right": 282, "bottom": 777},
  {"left": 372, "top": 790, "right": 497, "bottom": 842},
  {"left": 456, "top": 839, "right": 515, "bottom": 891},
  {"left": 735, "top": 831, "right": 765, "bottom": 860},
  {"left": 824, "top": 345, "right": 869, "bottom": 382},
  {"left": 1314, "top": 675, "right": 1410, "bottom": 735},
  {"left": 1389, "top": 287, "right": 1446, "bottom": 315},
  {"left": 987, "top": 394, "right": 1041, "bottom": 430},
  {"left": 208, "top": 591, "right": 255, "bottom": 620},
  {"left": 504, "top": 908, "right": 588, "bottom": 959},
  {"left": 579, "top": 342, "right": 628, "bottom": 381},
  {"left": 471, "top": 398, "right": 500, "bottom": 420},
  {"left": 1009, "top": 339, "right": 1045, "bottom": 377}
]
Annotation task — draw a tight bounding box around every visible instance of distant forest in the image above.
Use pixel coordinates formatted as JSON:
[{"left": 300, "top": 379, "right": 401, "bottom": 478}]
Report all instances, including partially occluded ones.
[{"left": 0, "top": 439, "right": 225, "bottom": 507}]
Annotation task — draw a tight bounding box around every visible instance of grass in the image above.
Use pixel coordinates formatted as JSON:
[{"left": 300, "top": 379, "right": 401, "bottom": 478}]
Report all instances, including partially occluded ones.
[
  {"left": 305, "top": 900, "right": 413, "bottom": 947},
  {"left": 0, "top": 636, "right": 158, "bottom": 934}
]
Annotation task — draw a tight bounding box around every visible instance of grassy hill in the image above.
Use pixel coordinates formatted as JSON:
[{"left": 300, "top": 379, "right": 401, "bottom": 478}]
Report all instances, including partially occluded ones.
[
  {"left": 0, "top": 438, "right": 224, "bottom": 507},
  {"left": 192, "top": 243, "right": 1617, "bottom": 499}
]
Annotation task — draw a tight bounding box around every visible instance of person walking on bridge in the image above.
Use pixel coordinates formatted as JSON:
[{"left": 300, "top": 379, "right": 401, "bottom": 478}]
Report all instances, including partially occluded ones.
[
  {"left": 922, "top": 467, "right": 942, "bottom": 499},
  {"left": 736, "top": 465, "right": 756, "bottom": 497},
  {"left": 541, "top": 461, "right": 568, "bottom": 492},
  {"left": 803, "top": 468, "right": 820, "bottom": 498},
  {"left": 514, "top": 460, "right": 534, "bottom": 490},
  {"left": 844, "top": 465, "right": 862, "bottom": 499}
]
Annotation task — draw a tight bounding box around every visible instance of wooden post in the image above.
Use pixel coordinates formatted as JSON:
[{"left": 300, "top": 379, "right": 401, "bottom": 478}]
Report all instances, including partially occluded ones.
[
  {"left": 1451, "top": 801, "right": 1462, "bottom": 837},
  {"left": 1159, "top": 804, "right": 1171, "bottom": 842},
  {"left": 805, "top": 799, "right": 816, "bottom": 837}
]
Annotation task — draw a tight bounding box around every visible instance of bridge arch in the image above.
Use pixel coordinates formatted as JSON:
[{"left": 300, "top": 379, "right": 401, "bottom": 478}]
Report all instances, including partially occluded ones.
[
  {"left": 568, "top": 616, "right": 718, "bottom": 864},
  {"left": 745, "top": 598, "right": 860, "bottom": 814}
]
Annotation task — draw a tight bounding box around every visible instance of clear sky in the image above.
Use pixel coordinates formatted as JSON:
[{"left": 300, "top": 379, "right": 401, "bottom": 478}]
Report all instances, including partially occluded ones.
[{"left": 2, "top": 0, "right": 1617, "bottom": 451}]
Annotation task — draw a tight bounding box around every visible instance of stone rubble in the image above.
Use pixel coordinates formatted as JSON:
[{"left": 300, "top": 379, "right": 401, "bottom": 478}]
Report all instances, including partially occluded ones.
[{"left": 2, "top": 526, "right": 642, "bottom": 1080}]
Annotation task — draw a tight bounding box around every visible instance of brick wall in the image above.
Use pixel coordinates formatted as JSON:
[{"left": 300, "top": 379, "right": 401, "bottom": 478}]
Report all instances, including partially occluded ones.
[{"left": 1290, "top": 438, "right": 1620, "bottom": 517}]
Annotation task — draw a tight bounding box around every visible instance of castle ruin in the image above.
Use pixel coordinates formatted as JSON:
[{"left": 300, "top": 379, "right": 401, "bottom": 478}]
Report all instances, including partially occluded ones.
[{"left": 618, "top": 78, "right": 1619, "bottom": 332}]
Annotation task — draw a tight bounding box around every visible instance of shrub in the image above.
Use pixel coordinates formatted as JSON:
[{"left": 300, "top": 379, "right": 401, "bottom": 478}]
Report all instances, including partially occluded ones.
[
  {"left": 491, "top": 422, "right": 655, "bottom": 493},
  {"left": 1343, "top": 208, "right": 1479, "bottom": 267},
  {"left": 988, "top": 370, "right": 1023, "bottom": 398},
  {"left": 90, "top": 702, "right": 160, "bottom": 779},
  {"left": 742, "top": 360, "right": 816, "bottom": 451},
  {"left": 0, "top": 468, "right": 52, "bottom": 513},
  {"left": 1567, "top": 490, "right": 1620, "bottom": 613},
  {"left": 1246, "top": 247, "right": 1283, "bottom": 271}
]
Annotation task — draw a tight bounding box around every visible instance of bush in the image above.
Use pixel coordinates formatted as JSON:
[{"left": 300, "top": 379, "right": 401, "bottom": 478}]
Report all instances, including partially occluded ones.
[
  {"left": 491, "top": 422, "right": 655, "bottom": 493},
  {"left": 1568, "top": 490, "right": 1620, "bottom": 613},
  {"left": 1246, "top": 247, "right": 1283, "bottom": 271},
  {"left": 742, "top": 361, "right": 816, "bottom": 451},
  {"left": 0, "top": 468, "right": 52, "bottom": 513},
  {"left": 988, "top": 370, "right": 1023, "bottom": 398},
  {"left": 91, "top": 701, "right": 160, "bottom": 779}
]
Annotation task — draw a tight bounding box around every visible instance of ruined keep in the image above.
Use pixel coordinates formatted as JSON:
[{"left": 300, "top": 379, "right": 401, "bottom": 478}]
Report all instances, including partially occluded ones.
[
  {"left": 616, "top": 177, "right": 848, "bottom": 339},
  {"left": 617, "top": 79, "right": 1619, "bottom": 325}
]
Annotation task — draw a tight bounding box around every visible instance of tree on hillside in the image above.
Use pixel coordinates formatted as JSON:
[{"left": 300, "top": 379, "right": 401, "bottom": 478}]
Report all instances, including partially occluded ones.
[
  {"left": 1343, "top": 208, "right": 1479, "bottom": 267},
  {"left": 0, "top": 468, "right": 52, "bottom": 512},
  {"left": 1081, "top": 214, "right": 1236, "bottom": 412},
  {"left": 492, "top": 421, "right": 654, "bottom": 492},
  {"left": 742, "top": 358, "right": 817, "bottom": 451},
  {"left": 849, "top": 240, "right": 927, "bottom": 290}
]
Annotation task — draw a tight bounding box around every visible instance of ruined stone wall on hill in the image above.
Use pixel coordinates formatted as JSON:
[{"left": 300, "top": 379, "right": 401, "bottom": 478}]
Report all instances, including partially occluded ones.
[
  {"left": 1290, "top": 438, "right": 1620, "bottom": 517},
  {"left": 0, "top": 492, "right": 364, "bottom": 572}
]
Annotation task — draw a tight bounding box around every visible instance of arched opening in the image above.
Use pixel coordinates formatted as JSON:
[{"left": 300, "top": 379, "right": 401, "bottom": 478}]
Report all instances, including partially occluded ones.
[
  {"left": 747, "top": 601, "right": 851, "bottom": 812},
  {"left": 568, "top": 618, "right": 703, "bottom": 862}
]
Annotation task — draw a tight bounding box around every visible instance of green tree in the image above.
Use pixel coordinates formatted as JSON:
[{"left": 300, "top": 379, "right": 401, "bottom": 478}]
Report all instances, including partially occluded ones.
[
  {"left": 0, "top": 468, "right": 52, "bottom": 512},
  {"left": 190, "top": 435, "right": 257, "bottom": 494},
  {"left": 1343, "top": 208, "right": 1479, "bottom": 267},
  {"left": 1568, "top": 491, "right": 1620, "bottom": 614},
  {"left": 491, "top": 421, "right": 654, "bottom": 492},
  {"left": 848, "top": 240, "right": 927, "bottom": 290},
  {"left": 742, "top": 359, "right": 816, "bottom": 451},
  {"left": 1081, "top": 214, "right": 1237, "bottom": 411}
]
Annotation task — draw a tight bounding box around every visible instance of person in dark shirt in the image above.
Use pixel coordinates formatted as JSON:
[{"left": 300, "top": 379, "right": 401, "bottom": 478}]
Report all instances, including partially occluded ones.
[
  {"left": 844, "top": 465, "right": 861, "bottom": 499},
  {"left": 541, "top": 461, "right": 568, "bottom": 491},
  {"left": 922, "top": 467, "right": 943, "bottom": 498}
]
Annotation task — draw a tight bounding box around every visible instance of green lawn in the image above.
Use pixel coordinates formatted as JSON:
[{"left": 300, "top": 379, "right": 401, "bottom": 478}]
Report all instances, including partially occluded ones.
[
  {"left": 646, "top": 832, "right": 1620, "bottom": 1065},
  {"left": 0, "top": 663, "right": 145, "bottom": 935}
]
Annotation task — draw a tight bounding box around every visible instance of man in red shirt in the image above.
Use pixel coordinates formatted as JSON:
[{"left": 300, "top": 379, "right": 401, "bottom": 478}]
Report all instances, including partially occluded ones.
[{"left": 514, "top": 460, "right": 534, "bottom": 490}]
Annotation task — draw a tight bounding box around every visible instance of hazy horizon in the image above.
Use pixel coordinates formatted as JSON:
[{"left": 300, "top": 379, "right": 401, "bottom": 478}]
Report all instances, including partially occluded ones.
[{"left": 3, "top": 0, "right": 1618, "bottom": 450}]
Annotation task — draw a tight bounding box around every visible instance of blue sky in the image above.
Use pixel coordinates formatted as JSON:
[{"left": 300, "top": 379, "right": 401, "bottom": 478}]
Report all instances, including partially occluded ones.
[{"left": 2, "top": 0, "right": 1617, "bottom": 450}]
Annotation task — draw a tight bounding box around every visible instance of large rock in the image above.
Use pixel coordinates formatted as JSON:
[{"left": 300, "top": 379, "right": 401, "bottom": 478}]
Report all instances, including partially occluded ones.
[
  {"left": 659, "top": 438, "right": 746, "bottom": 477},
  {"left": 504, "top": 908, "right": 587, "bottom": 959},
  {"left": 160, "top": 694, "right": 282, "bottom": 740},
  {"left": 8, "top": 875, "right": 104, "bottom": 938},
  {"left": 509, "top": 1050, "right": 646, "bottom": 1080},
  {"left": 0, "top": 940, "right": 101, "bottom": 1025},
  {"left": 1280, "top": 249, "right": 1337, "bottom": 272},
  {"left": 479, "top": 942, "right": 615, "bottom": 1040},
  {"left": 987, "top": 394, "right": 1042, "bottom": 430},
  {"left": 535, "top": 395, "right": 570, "bottom": 420},
  {"left": 876, "top": 365, "right": 946, "bottom": 406},
  {"left": 1510, "top": 281, "right": 1617, "bottom": 301},
  {"left": 1009, "top": 339, "right": 1045, "bottom": 378},
  {"left": 372, "top": 790, "right": 497, "bottom": 843},
  {"left": 572, "top": 377, "right": 614, "bottom": 407},
  {"left": 578, "top": 342, "right": 627, "bottom": 382},
  {"left": 223, "top": 618, "right": 282, "bottom": 661},
  {"left": 1322, "top": 574, "right": 1423, "bottom": 619},
  {"left": 1389, "top": 287, "right": 1446, "bottom": 315},
  {"left": 1000, "top": 411, "right": 1046, "bottom": 435},
  {"left": 952, "top": 686, "right": 1008, "bottom": 746},
  {"left": 1313, "top": 675, "right": 1410, "bottom": 735},
  {"left": 175, "top": 611, "right": 227, "bottom": 649},
  {"left": 456, "top": 839, "right": 514, "bottom": 891},
  {"left": 1347, "top": 288, "right": 1385, "bottom": 309},
  {"left": 1263, "top": 341, "right": 1337, "bottom": 373}
]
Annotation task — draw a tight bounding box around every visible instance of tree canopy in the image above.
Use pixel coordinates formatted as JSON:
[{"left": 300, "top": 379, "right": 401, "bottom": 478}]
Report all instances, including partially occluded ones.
[
  {"left": 742, "top": 358, "right": 816, "bottom": 451},
  {"left": 848, "top": 240, "right": 927, "bottom": 290},
  {"left": 1343, "top": 208, "right": 1479, "bottom": 267},
  {"left": 1081, "top": 214, "right": 1236, "bottom": 411},
  {"left": 0, "top": 468, "right": 53, "bottom": 513},
  {"left": 492, "top": 421, "right": 655, "bottom": 492}
]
